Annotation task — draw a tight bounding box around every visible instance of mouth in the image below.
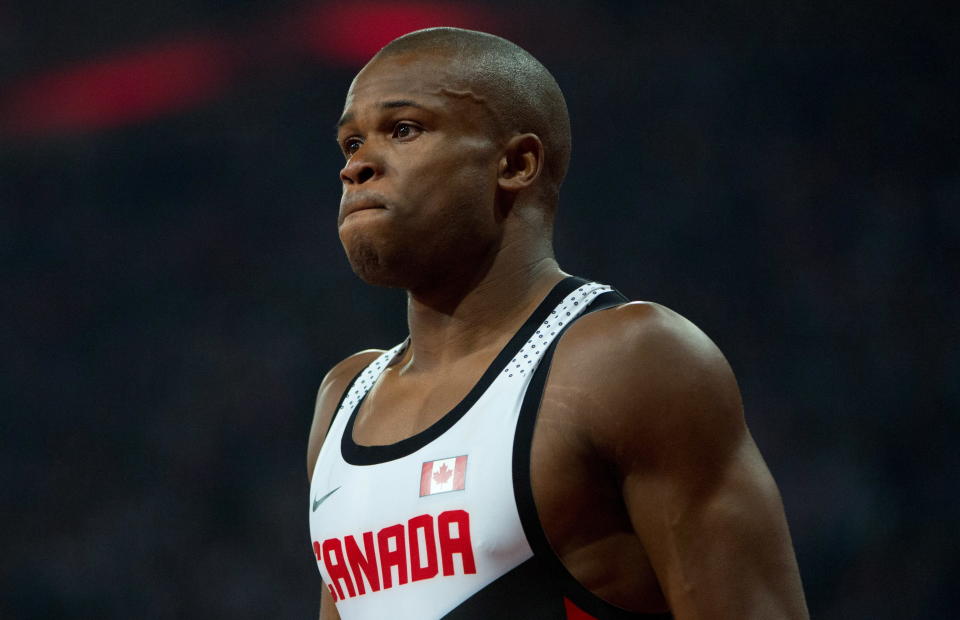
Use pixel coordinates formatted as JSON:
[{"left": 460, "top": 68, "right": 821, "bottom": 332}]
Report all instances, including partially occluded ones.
[{"left": 339, "top": 200, "right": 387, "bottom": 225}]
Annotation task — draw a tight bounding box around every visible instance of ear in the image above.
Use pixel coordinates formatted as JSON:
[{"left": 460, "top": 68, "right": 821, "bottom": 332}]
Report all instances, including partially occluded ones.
[{"left": 497, "top": 133, "right": 544, "bottom": 193}]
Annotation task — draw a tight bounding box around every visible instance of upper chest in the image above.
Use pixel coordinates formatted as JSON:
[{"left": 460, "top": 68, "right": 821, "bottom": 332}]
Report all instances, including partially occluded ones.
[{"left": 345, "top": 348, "right": 624, "bottom": 538}]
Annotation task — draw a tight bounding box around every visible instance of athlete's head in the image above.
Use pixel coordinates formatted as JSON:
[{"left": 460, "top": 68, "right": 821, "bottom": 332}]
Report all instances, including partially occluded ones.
[{"left": 335, "top": 28, "right": 571, "bottom": 290}]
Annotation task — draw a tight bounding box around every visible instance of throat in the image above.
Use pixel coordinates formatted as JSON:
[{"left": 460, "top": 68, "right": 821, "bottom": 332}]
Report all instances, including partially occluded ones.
[{"left": 403, "top": 259, "right": 566, "bottom": 371}]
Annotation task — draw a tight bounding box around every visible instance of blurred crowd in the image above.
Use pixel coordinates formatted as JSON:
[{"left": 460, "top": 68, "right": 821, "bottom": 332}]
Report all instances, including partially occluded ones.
[{"left": 3, "top": 1, "right": 956, "bottom": 617}]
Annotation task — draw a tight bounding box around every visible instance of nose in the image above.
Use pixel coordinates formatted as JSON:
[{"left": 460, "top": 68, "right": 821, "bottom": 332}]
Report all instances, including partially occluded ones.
[{"left": 340, "top": 153, "right": 379, "bottom": 186}]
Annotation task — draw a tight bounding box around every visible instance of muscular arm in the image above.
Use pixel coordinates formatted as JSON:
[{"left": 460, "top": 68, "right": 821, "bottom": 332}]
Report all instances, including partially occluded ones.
[
  {"left": 318, "top": 585, "right": 340, "bottom": 620},
  {"left": 307, "top": 350, "right": 381, "bottom": 620},
  {"left": 572, "top": 303, "right": 808, "bottom": 619}
]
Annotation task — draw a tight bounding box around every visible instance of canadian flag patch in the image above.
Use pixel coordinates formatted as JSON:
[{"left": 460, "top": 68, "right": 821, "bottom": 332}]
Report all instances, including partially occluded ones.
[{"left": 420, "top": 455, "right": 468, "bottom": 497}]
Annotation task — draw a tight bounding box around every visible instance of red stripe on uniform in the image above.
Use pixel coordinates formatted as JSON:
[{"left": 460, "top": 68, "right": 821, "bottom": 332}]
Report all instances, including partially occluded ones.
[{"left": 564, "top": 597, "right": 599, "bottom": 620}]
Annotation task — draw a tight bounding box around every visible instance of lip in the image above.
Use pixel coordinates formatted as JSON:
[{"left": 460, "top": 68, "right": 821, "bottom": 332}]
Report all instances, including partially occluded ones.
[{"left": 338, "top": 198, "right": 387, "bottom": 225}]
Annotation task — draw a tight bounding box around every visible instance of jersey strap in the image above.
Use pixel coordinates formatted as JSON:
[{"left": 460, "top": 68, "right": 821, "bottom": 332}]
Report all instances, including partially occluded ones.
[{"left": 510, "top": 289, "right": 674, "bottom": 619}]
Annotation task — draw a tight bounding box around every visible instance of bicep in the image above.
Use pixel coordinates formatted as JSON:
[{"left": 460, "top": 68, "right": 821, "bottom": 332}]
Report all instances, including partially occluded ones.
[
  {"left": 319, "top": 582, "right": 341, "bottom": 620},
  {"left": 623, "top": 433, "right": 807, "bottom": 619}
]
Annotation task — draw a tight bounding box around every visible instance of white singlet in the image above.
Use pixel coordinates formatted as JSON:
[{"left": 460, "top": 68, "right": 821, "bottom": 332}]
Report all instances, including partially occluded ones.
[{"left": 308, "top": 277, "right": 671, "bottom": 619}]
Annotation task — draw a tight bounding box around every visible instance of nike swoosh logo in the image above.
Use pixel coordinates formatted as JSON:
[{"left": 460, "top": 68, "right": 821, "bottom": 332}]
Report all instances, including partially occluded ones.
[{"left": 312, "top": 486, "right": 341, "bottom": 512}]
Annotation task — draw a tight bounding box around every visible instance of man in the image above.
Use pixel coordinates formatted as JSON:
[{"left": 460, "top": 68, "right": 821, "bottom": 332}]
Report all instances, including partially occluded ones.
[{"left": 307, "top": 27, "right": 808, "bottom": 619}]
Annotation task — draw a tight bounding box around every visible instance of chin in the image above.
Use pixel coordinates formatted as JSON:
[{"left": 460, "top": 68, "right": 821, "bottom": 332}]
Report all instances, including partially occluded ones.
[
  {"left": 343, "top": 236, "right": 415, "bottom": 289},
  {"left": 340, "top": 225, "right": 491, "bottom": 291},
  {"left": 350, "top": 261, "right": 408, "bottom": 288}
]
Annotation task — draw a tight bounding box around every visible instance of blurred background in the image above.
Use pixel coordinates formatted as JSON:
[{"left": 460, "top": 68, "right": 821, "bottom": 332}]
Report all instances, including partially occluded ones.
[{"left": 3, "top": 1, "right": 957, "bottom": 617}]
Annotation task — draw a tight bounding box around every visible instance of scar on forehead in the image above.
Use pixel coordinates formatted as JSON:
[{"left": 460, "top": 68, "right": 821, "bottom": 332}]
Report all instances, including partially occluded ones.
[
  {"left": 436, "top": 87, "right": 487, "bottom": 105},
  {"left": 435, "top": 86, "right": 505, "bottom": 129}
]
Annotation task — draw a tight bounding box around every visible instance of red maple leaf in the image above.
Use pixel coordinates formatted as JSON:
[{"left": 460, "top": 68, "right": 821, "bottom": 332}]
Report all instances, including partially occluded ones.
[{"left": 433, "top": 463, "right": 453, "bottom": 485}]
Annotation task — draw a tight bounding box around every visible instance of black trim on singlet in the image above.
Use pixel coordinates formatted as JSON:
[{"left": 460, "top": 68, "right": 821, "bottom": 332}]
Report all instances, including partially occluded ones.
[
  {"left": 340, "top": 276, "right": 591, "bottom": 465},
  {"left": 323, "top": 365, "right": 368, "bottom": 439},
  {"left": 441, "top": 556, "right": 565, "bottom": 619},
  {"left": 511, "top": 290, "right": 675, "bottom": 620},
  {"left": 308, "top": 367, "right": 370, "bottom": 482}
]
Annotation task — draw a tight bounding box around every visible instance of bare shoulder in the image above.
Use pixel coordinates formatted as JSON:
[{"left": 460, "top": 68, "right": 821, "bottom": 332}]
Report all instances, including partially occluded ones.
[
  {"left": 558, "top": 300, "right": 731, "bottom": 371},
  {"left": 306, "top": 349, "right": 384, "bottom": 479},
  {"left": 550, "top": 300, "right": 745, "bottom": 466}
]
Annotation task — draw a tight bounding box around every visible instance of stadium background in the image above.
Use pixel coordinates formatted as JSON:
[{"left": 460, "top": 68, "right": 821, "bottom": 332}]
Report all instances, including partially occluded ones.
[{"left": 3, "top": 1, "right": 956, "bottom": 617}]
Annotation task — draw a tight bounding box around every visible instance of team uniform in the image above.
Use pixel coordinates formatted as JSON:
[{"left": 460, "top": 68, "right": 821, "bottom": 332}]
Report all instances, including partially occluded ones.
[{"left": 309, "top": 277, "right": 672, "bottom": 619}]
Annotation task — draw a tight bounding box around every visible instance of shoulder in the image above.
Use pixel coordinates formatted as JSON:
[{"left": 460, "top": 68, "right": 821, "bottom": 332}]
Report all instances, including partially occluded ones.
[
  {"left": 554, "top": 300, "right": 733, "bottom": 387},
  {"left": 306, "top": 349, "right": 384, "bottom": 479},
  {"left": 550, "top": 300, "right": 745, "bottom": 468},
  {"left": 558, "top": 300, "right": 726, "bottom": 367}
]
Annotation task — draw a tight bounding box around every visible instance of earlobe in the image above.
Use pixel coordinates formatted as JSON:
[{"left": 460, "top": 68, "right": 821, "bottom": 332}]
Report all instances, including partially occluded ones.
[{"left": 497, "top": 133, "right": 544, "bottom": 193}]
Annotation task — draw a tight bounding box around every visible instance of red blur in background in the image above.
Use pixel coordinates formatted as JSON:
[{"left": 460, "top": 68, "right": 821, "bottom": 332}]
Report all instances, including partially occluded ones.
[{"left": 1, "top": 1, "right": 496, "bottom": 136}]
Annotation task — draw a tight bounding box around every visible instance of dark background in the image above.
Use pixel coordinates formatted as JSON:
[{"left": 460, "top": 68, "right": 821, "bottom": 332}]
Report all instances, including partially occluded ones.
[{"left": 3, "top": 1, "right": 957, "bottom": 618}]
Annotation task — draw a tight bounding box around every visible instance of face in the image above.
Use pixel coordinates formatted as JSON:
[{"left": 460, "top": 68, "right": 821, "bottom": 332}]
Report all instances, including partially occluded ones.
[{"left": 335, "top": 52, "right": 504, "bottom": 290}]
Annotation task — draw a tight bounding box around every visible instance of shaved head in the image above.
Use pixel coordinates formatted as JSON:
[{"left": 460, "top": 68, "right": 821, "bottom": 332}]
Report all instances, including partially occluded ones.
[{"left": 371, "top": 27, "right": 571, "bottom": 205}]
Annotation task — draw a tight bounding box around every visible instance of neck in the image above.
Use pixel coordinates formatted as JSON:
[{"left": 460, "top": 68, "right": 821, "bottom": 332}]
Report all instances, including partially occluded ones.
[{"left": 400, "top": 241, "right": 565, "bottom": 373}]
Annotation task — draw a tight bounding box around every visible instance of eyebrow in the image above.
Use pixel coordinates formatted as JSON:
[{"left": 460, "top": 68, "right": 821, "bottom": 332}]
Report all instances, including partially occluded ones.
[{"left": 335, "top": 100, "right": 427, "bottom": 131}]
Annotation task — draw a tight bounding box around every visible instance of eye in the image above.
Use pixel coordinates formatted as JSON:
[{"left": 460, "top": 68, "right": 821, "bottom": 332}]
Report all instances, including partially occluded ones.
[
  {"left": 392, "top": 122, "right": 422, "bottom": 141},
  {"left": 342, "top": 137, "right": 362, "bottom": 156}
]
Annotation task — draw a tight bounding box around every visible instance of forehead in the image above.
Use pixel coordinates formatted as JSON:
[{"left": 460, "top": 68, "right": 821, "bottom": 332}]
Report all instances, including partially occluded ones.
[
  {"left": 340, "top": 53, "right": 490, "bottom": 125},
  {"left": 351, "top": 53, "right": 462, "bottom": 95}
]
